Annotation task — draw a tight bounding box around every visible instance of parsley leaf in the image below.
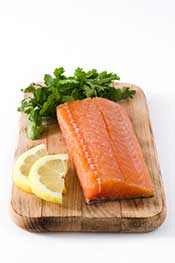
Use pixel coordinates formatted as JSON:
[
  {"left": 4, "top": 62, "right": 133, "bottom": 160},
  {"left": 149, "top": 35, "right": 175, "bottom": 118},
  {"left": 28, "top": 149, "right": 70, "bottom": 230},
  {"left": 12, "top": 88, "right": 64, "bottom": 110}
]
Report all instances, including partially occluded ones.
[{"left": 18, "top": 67, "right": 136, "bottom": 139}]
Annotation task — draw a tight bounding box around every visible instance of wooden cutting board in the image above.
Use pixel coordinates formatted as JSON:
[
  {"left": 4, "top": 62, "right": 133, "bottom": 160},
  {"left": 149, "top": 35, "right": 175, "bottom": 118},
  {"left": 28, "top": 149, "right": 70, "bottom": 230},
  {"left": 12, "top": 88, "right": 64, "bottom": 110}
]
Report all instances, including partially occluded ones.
[{"left": 10, "top": 83, "right": 166, "bottom": 233}]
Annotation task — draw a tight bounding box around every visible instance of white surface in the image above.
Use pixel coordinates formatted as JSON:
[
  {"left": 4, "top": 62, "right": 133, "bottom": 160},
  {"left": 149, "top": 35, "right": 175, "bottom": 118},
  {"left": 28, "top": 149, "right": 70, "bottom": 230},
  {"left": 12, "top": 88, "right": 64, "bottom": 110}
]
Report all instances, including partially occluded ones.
[{"left": 0, "top": 0, "right": 175, "bottom": 262}]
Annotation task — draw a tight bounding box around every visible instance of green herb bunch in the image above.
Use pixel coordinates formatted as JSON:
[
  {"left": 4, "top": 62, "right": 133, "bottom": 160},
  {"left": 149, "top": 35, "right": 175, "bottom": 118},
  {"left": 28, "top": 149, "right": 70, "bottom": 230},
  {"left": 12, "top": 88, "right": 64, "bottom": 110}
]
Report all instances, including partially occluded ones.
[{"left": 18, "top": 67, "right": 136, "bottom": 140}]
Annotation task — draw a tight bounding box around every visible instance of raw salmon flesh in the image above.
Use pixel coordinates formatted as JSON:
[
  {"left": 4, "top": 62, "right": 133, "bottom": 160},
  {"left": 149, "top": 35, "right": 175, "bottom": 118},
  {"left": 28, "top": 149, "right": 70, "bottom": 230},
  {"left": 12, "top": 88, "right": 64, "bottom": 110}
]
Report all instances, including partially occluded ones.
[{"left": 57, "top": 98, "right": 154, "bottom": 204}]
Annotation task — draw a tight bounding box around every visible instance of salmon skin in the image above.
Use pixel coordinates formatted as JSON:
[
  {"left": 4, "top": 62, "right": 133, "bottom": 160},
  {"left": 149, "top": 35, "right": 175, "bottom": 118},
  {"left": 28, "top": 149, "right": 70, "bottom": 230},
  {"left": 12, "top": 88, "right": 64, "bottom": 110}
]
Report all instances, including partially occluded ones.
[{"left": 57, "top": 98, "right": 154, "bottom": 204}]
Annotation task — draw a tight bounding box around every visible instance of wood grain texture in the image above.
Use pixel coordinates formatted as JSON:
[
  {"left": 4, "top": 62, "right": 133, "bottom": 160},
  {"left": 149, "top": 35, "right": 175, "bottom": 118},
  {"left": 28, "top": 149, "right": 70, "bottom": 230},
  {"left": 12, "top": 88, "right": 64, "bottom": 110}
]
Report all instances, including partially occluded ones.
[{"left": 10, "top": 83, "right": 166, "bottom": 233}]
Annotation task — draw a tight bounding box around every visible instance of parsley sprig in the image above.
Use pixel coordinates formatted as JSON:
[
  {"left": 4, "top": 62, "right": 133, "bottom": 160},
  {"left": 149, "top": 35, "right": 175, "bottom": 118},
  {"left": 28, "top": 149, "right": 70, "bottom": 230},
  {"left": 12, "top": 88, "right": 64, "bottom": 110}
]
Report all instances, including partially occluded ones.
[{"left": 18, "top": 67, "right": 136, "bottom": 140}]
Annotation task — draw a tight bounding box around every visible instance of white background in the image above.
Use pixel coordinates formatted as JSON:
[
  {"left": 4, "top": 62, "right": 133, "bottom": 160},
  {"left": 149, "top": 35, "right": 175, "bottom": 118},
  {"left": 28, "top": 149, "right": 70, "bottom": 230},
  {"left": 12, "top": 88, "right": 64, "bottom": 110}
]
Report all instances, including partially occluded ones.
[{"left": 0, "top": 0, "right": 175, "bottom": 262}]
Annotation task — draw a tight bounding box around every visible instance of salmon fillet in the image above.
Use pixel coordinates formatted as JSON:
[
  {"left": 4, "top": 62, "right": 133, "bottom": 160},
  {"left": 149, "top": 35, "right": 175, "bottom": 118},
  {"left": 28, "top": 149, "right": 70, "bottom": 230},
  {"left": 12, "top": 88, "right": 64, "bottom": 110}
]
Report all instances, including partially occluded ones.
[{"left": 57, "top": 98, "right": 154, "bottom": 204}]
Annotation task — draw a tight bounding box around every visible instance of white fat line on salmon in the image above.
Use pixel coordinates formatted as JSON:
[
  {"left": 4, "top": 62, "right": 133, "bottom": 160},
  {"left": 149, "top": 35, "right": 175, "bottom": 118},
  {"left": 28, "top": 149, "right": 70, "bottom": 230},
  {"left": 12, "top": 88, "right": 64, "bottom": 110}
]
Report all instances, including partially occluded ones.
[
  {"left": 63, "top": 104, "right": 102, "bottom": 193},
  {"left": 96, "top": 177, "right": 102, "bottom": 193}
]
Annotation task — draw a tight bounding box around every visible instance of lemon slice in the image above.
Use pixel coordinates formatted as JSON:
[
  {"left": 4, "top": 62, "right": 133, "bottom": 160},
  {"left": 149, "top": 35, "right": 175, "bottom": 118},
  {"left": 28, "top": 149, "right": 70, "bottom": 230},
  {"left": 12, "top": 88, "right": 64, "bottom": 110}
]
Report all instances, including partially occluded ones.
[
  {"left": 29, "top": 154, "right": 69, "bottom": 204},
  {"left": 13, "top": 144, "right": 48, "bottom": 193}
]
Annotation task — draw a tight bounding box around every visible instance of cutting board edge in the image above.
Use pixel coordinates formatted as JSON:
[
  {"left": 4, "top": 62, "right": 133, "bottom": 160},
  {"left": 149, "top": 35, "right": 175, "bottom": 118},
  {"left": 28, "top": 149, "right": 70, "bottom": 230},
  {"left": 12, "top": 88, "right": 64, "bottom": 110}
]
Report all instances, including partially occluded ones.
[{"left": 10, "top": 197, "right": 166, "bottom": 233}]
